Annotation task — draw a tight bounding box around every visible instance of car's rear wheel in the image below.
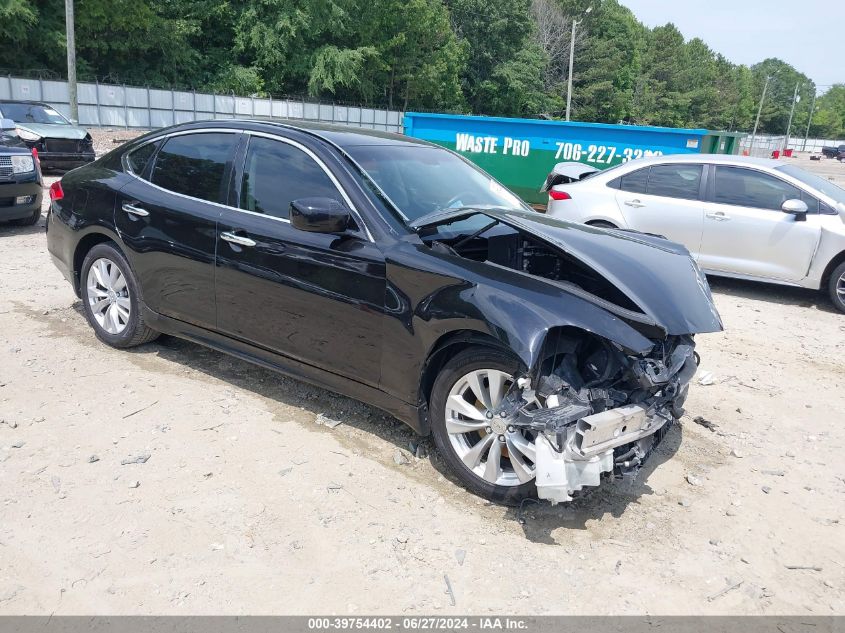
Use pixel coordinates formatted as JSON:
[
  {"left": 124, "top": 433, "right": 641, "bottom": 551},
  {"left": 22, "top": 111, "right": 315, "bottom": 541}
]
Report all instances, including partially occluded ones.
[
  {"left": 829, "top": 262, "right": 845, "bottom": 313},
  {"left": 11, "top": 208, "right": 41, "bottom": 226},
  {"left": 80, "top": 242, "right": 159, "bottom": 348},
  {"left": 430, "top": 348, "right": 538, "bottom": 505}
]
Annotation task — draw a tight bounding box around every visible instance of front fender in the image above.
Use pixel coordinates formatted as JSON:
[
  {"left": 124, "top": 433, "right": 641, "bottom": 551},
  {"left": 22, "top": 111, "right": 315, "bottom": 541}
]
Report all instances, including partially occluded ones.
[{"left": 379, "top": 241, "right": 654, "bottom": 406}]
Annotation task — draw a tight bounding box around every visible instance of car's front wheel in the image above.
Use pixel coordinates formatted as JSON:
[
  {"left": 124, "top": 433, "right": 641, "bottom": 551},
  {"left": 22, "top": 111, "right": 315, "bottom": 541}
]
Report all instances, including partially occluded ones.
[
  {"left": 80, "top": 242, "right": 160, "bottom": 348},
  {"left": 829, "top": 261, "right": 845, "bottom": 313},
  {"left": 430, "top": 348, "right": 538, "bottom": 505}
]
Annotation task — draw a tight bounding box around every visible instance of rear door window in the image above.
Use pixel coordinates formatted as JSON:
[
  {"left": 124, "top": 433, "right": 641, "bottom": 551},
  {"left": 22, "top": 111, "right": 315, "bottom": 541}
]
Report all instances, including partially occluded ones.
[
  {"left": 239, "top": 136, "right": 341, "bottom": 220},
  {"left": 713, "top": 166, "right": 802, "bottom": 211},
  {"left": 125, "top": 141, "right": 159, "bottom": 178},
  {"left": 151, "top": 132, "right": 237, "bottom": 203},
  {"left": 617, "top": 168, "right": 648, "bottom": 194},
  {"left": 646, "top": 164, "right": 702, "bottom": 200}
]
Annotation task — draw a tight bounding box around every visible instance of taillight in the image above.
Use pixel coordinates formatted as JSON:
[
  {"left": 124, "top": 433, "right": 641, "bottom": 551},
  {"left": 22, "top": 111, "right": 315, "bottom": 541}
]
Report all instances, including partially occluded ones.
[
  {"left": 31, "top": 147, "right": 40, "bottom": 169},
  {"left": 49, "top": 181, "right": 64, "bottom": 202},
  {"left": 549, "top": 189, "right": 571, "bottom": 201}
]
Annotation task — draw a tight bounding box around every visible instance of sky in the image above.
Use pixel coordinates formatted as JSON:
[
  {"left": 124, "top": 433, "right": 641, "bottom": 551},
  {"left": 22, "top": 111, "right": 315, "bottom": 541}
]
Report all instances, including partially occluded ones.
[{"left": 618, "top": 0, "right": 844, "bottom": 92}]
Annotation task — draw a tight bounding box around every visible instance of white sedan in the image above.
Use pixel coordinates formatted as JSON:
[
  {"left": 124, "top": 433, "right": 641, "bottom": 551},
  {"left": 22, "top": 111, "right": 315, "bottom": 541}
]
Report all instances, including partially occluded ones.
[{"left": 544, "top": 154, "right": 845, "bottom": 312}]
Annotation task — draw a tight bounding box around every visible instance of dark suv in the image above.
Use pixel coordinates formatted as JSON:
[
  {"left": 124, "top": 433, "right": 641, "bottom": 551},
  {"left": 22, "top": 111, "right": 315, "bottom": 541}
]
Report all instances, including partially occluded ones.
[{"left": 0, "top": 118, "right": 42, "bottom": 225}]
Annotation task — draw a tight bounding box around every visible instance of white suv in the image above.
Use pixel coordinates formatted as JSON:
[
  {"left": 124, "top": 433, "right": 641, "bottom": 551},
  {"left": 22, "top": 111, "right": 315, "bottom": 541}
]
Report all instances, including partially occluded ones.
[{"left": 544, "top": 154, "right": 845, "bottom": 312}]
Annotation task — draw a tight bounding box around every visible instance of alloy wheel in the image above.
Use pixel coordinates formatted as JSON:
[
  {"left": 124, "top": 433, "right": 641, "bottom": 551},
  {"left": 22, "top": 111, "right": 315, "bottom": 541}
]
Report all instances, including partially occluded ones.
[
  {"left": 445, "top": 369, "right": 538, "bottom": 487},
  {"left": 86, "top": 258, "right": 131, "bottom": 335},
  {"left": 838, "top": 272, "right": 845, "bottom": 304}
]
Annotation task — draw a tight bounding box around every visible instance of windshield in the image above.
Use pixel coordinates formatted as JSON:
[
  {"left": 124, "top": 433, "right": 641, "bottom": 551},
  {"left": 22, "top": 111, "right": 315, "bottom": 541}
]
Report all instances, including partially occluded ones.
[
  {"left": 776, "top": 164, "right": 845, "bottom": 205},
  {"left": 0, "top": 103, "right": 70, "bottom": 125},
  {"left": 345, "top": 144, "right": 528, "bottom": 223}
]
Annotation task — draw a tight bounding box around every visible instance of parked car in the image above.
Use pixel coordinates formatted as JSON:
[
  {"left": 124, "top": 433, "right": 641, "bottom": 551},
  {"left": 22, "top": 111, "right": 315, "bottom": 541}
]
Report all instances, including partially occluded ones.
[
  {"left": 0, "top": 117, "right": 42, "bottom": 226},
  {"left": 0, "top": 100, "right": 95, "bottom": 170},
  {"left": 46, "top": 120, "right": 722, "bottom": 504},
  {"left": 544, "top": 155, "right": 845, "bottom": 313},
  {"left": 821, "top": 144, "right": 845, "bottom": 160}
]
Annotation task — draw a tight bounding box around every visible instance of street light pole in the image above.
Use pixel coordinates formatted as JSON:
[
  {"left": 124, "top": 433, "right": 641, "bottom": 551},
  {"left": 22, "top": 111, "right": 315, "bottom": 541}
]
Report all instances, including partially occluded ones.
[
  {"left": 65, "top": 0, "right": 78, "bottom": 122},
  {"left": 783, "top": 81, "right": 800, "bottom": 152},
  {"left": 565, "top": 6, "right": 591, "bottom": 122},
  {"left": 802, "top": 90, "right": 817, "bottom": 152},
  {"left": 749, "top": 75, "right": 771, "bottom": 156}
]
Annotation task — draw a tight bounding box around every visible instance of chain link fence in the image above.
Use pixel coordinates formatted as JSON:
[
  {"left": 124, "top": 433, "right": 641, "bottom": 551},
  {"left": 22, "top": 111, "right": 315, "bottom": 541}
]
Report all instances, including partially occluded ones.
[
  {"left": 740, "top": 134, "right": 845, "bottom": 158},
  {"left": 0, "top": 74, "right": 404, "bottom": 133}
]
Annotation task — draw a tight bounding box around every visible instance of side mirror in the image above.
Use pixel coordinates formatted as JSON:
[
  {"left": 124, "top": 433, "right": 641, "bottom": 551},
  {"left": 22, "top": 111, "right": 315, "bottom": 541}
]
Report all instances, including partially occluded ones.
[
  {"left": 290, "top": 197, "right": 352, "bottom": 234},
  {"left": 0, "top": 118, "right": 16, "bottom": 131},
  {"left": 782, "top": 199, "right": 808, "bottom": 215},
  {"left": 70, "top": 118, "right": 78, "bottom": 125}
]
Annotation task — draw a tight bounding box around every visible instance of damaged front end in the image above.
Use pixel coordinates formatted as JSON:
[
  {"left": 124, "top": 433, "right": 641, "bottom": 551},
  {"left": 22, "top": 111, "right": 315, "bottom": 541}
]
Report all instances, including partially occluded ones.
[{"left": 499, "top": 330, "right": 698, "bottom": 504}]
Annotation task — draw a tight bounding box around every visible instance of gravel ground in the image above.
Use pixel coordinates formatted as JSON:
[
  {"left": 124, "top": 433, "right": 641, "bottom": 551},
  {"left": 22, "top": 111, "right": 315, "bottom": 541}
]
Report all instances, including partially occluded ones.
[{"left": 0, "top": 133, "right": 843, "bottom": 615}]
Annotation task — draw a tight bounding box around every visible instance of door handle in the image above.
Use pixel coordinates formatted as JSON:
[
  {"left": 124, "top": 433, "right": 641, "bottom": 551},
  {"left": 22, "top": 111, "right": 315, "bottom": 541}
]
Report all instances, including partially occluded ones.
[
  {"left": 705, "top": 211, "right": 731, "bottom": 221},
  {"left": 121, "top": 202, "right": 149, "bottom": 217},
  {"left": 624, "top": 199, "right": 645, "bottom": 208},
  {"left": 220, "top": 231, "right": 256, "bottom": 247}
]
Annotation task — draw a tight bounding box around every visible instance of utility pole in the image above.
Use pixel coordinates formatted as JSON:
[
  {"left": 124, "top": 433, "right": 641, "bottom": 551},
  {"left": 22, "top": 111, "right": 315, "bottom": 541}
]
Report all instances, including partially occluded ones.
[
  {"left": 802, "top": 90, "right": 817, "bottom": 152},
  {"left": 783, "top": 81, "right": 800, "bottom": 152},
  {"left": 749, "top": 75, "right": 772, "bottom": 156},
  {"left": 65, "top": 0, "right": 78, "bottom": 122},
  {"left": 565, "top": 6, "right": 591, "bottom": 122}
]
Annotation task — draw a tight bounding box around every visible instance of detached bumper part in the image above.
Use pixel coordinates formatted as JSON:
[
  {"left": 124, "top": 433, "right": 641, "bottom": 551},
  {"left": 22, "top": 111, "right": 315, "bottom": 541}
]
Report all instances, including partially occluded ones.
[
  {"left": 535, "top": 404, "right": 670, "bottom": 504},
  {"left": 531, "top": 339, "right": 697, "bottom": 504}
]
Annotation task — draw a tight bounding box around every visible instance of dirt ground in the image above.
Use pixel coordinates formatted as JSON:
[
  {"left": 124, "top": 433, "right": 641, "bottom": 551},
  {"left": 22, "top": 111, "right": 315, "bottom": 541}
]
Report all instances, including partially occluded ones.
[{"left": 0, "top": 133, "right": 843, "bottom": 615}]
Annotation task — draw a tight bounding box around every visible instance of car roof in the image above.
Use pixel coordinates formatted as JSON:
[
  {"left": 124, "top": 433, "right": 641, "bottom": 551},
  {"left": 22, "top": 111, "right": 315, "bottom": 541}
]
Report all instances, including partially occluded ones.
[
  {"left": 0, "top": 100, "right": 51, "bottom": 106},
  {"left": 621, "top": 153, "right": 778, "bottom": 169},
  {"left": 169, "top": 118, "right": 430, "bottom": 149}
]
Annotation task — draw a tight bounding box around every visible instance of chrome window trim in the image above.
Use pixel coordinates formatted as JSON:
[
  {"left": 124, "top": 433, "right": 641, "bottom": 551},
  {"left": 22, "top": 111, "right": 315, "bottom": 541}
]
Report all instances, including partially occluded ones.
[{"left": 122, "top": 127, "right": 373, "bottom": 241}]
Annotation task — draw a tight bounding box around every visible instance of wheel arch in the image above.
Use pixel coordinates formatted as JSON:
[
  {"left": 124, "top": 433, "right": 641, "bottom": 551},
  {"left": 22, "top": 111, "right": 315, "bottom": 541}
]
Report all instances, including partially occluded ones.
[
  {"left": 821, "top": 250, "right": 845, "bottom": 288},
  {"left": 585, "top": 219, "right": 618, "bottom": 228},
  {"left": 416, "top": 330, "right": 517, "bottom": 435},
  {"left": 72, "top": 230, "right": 121, "bottom": 295}
]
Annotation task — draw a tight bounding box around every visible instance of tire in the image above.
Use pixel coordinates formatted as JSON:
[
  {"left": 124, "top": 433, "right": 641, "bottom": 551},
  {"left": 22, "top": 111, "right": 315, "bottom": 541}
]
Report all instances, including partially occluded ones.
[
  {"left": 587, "top": 220, "right": 617, "bottom": 229},
  {"left": 828, "top": 261, "right": 845, "bottom": 313},
  {"left": 430, "top": 347, "right": 537, "bottom": 505},
  {"left": 80, "top": 242, "right": 160, "bottom": 348},
  {"left": 10, "top": 208, "right": 41, "bottom": 226}
]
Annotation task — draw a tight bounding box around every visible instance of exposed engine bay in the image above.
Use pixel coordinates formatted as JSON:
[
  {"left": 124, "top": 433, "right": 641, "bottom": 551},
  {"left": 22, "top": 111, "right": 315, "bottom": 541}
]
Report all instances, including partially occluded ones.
[
  {"left": 492, "top": 329, "right": 698, "bottom": 503},
  {"left": 425, "top": 222, "right": 647, "bottom": 317},
  {"left": 423, "top": 220, "right": 701, "bottom": 502}
]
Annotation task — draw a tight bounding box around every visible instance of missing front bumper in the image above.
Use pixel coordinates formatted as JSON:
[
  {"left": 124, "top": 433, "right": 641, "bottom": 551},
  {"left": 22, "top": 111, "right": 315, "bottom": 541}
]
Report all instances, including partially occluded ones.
[{"left": 535, "top": 404, "right": 673, "bottom": 503}]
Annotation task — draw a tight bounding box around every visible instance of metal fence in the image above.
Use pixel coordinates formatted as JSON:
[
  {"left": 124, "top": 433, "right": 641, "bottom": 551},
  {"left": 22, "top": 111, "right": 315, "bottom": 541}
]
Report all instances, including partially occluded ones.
[
  {"left": 0, "top": 75, "right": 404, "bottom": 133},
  {"left": 740, "top": 133, "right": 845, "bottom": 157}
]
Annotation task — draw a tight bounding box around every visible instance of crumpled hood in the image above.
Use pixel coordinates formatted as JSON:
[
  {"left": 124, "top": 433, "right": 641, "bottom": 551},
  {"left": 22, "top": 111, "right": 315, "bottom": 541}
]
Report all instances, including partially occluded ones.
[
  {"left": 15, "top": 123, "right": 88, "bottom": 140},
  {"left": 414, "top": 208, "right": 724, "bottom": 336}
]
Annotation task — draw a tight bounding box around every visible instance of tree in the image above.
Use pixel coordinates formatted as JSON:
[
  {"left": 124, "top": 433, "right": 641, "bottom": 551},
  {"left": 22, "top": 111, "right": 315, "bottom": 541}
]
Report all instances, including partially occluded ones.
[
  {"left": 446, "top": 0, "right": 550, "bottom": 115},
  {"left": 810, "top": 85, "right": 845, "bottom": 138},
  {"left": 0, "top": 0, "right": 833, "bottom": 132},
  {"left": 750, "top": 58, "right": 815, "bottom": 135}
]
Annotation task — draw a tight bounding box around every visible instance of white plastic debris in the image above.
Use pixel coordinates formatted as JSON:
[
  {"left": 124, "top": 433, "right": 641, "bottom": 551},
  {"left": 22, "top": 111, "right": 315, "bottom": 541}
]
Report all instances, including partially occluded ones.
[{"left": 697, "top": 371, "right": 716, "bottom": 386}]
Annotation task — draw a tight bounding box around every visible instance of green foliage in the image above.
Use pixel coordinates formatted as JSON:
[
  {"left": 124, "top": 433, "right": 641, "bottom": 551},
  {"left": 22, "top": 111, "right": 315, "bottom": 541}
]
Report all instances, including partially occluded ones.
[
  {"left": 810, "top": 85, "right": 845, "bottom": 138},
  {"left": 0, "top": 0, "right": 837, "bottom": 135},
  {"left": 0, "top": 0, "right": 37, "bottom": 44}
]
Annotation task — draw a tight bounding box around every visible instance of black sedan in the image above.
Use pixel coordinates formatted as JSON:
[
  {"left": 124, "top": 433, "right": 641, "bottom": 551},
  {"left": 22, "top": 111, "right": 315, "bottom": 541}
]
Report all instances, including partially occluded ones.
[
  {"left": 0, "top": 117, "right": 42, "bottom": 225},
  {"left": 46, "top": 120, "right": 722, "bottom": 504}
]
